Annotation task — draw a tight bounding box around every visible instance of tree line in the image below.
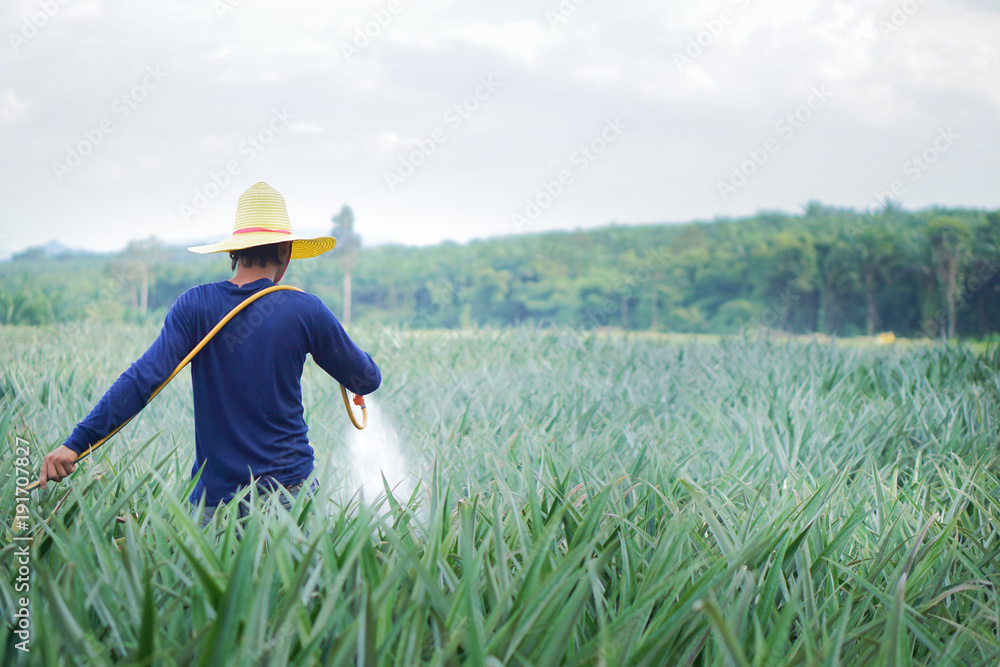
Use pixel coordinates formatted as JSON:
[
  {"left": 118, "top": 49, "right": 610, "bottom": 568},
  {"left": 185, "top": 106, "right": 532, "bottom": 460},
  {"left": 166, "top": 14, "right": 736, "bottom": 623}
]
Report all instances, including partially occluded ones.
[{"left": 3, "top": 203, "right": 999, "bottom": 339}]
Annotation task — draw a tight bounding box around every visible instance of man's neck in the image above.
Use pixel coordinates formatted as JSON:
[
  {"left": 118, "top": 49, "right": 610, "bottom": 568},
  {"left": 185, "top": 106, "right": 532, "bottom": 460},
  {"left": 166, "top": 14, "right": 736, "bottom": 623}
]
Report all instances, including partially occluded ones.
[{"left": 229, "top": 265, "right": 278, "bottom": 287}]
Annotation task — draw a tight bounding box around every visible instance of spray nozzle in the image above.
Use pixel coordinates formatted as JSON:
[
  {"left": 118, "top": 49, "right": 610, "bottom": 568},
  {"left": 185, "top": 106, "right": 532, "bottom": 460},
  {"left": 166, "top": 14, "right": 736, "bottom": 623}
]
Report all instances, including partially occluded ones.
[{"left": 353, "top": 393, "right": 366, "bottom": 408}]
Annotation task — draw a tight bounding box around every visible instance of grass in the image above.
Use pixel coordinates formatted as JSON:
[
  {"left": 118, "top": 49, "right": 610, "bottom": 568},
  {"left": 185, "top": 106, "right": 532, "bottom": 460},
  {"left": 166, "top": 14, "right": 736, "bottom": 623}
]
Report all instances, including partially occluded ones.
[{"left": 2, "top": 323, "right": 1000, "bottom": 665}]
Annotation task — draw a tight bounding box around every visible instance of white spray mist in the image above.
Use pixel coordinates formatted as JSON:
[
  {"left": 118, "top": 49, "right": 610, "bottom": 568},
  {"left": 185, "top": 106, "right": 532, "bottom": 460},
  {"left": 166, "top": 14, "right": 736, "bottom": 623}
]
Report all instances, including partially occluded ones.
[{"left": 344, "top": 395, "right": 416, "bottom": 506}]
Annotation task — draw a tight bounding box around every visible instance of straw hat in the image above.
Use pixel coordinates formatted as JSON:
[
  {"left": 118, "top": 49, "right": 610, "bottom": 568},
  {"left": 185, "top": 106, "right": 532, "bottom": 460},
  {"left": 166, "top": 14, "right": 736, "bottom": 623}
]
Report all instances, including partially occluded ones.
[{"left": 187, "top": 182, "right": 336, "bottom": 259}]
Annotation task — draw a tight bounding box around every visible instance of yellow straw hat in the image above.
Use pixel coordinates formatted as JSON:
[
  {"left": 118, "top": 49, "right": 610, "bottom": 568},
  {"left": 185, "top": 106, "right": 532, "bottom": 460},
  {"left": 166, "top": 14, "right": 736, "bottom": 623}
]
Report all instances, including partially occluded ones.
[{"left": 187, "top": 182, "right": 336, "bottom": 259}]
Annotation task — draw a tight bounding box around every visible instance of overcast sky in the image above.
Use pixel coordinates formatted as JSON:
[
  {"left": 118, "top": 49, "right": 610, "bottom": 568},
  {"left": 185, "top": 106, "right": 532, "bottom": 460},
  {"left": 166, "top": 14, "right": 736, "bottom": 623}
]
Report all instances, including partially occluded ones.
[{"left": 0, "top": 0, "right": 997, "bottom": 257}]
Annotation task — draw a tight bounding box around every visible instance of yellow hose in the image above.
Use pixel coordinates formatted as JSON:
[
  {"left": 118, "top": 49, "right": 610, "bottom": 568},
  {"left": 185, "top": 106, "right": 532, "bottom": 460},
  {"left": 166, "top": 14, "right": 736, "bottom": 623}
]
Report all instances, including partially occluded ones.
[
  {"left": 340, "top": 384, "right": 368, "bottom": 430},
  {"left": 340, "top": 385, "right": 368, "bottom": 431},
  {"left": 27, "top": 284, "right": 365, "bottom": 492}
]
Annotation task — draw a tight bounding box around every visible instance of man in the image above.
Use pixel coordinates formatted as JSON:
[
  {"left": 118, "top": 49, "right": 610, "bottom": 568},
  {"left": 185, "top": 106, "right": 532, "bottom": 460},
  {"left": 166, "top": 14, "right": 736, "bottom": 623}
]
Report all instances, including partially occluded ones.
[{"left": 37, "top": 182, "right": 380, "bottom": 525}]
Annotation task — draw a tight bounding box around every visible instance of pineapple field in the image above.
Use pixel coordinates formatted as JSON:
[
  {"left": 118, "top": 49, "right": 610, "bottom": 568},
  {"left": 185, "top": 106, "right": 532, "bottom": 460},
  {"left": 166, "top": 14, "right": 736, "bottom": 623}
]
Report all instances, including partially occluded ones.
[{"left": 2, "top": 324, "right": 1000, "bottom": 665}]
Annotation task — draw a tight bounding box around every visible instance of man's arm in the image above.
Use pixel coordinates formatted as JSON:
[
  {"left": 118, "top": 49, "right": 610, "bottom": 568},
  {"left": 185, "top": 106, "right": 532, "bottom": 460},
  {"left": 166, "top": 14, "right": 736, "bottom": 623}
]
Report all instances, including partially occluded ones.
[
  {"left": 307, "top": 296, "right": 381, "bottom": 395},
  {"left": 37, "top": 294, "right": 197, "bottom": 489}
]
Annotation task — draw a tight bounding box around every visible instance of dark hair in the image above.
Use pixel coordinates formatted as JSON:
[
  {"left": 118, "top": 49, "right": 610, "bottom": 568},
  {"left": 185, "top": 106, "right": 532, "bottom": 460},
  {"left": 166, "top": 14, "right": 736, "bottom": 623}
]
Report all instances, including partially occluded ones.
[{"left": 230, "top": 243, "right": 282, "bottom": 271}]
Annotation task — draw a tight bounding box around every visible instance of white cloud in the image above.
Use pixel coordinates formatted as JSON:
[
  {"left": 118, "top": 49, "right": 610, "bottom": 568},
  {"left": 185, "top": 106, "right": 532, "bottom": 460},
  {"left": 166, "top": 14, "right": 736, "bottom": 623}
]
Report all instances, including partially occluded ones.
[
  {"left": 289, "top": 121, "right": 325, "bottom": 134},
  {"left": 0, "top": 0, "right": 998, "bottom": 254},
  {"left": 375, "top": 131, "right": 401, "bottom": 149},
  {"left": 201, "top": 47, "right": 234, "bottom": 60},
  {"left": 195, "top": 136, "right": 228, "bottom": 158},
  {"left": 454, "top": 20, "right": 549, "bottom": 65},
  {"left": 0, "top": 90, "right": 26, "bottom": 123}
]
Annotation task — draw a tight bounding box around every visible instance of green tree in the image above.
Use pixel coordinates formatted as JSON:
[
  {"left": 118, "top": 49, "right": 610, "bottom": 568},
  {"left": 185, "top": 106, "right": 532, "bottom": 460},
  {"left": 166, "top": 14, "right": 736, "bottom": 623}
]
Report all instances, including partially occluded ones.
[
  {"left": 928, "top": 215, "right": 972, "bottom": 339},
  {"left": 331, "top": 205, "right": 360, "bottom": 325},
  {"left": 752, "top": 230, "right": 818, "bottom": 332},
  {"left": 969, "top": 212, "right": 1000, "bottom": 335},
  {"left": 854, "top": 226, "right": 895, "bottom": 336},
  {"left": 121, "top": 236, "right": 163, "bottom": 317}
]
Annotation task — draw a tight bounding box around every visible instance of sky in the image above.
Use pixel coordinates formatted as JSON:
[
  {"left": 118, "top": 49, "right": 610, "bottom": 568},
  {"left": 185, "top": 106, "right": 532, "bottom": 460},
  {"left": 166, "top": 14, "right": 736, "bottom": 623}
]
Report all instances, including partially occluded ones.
[{"left": 0, "top": 0, "right": 998, "bottom": 258}]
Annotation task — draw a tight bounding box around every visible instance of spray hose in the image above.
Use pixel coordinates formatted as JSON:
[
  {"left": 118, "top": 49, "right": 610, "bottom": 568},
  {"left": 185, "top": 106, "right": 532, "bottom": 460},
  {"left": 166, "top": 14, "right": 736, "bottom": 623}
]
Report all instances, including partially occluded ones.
[{"left": 25, "top": 284, "right": 366, "bottom": 493}]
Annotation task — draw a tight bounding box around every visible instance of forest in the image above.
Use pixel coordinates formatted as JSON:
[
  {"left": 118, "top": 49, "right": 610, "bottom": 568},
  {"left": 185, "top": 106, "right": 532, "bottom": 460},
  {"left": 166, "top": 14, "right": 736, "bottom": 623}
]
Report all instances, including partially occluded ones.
[{"left": 3, "top": 202, "right": 999, "bottom": 339}]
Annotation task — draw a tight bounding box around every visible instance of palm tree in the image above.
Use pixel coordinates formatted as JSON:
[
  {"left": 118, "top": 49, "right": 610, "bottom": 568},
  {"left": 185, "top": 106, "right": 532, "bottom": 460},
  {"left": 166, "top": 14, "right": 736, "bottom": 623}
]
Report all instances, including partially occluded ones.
[
  {"left": 331, "top": 205, "right": 360, "bottom": 324},
  {"left": 927, "top": 216, "right": 972, "bottom": 339},
  {"left": 854, "top": 226, "right": 894, "bottom": 337}
]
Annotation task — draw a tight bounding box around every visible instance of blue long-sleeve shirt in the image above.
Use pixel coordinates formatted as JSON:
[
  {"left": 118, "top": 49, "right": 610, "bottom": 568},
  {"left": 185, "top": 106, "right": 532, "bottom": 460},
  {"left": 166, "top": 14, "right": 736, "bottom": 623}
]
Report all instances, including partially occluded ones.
[{"left": 63, "top": 278, "right": 381, "bottom": 505}]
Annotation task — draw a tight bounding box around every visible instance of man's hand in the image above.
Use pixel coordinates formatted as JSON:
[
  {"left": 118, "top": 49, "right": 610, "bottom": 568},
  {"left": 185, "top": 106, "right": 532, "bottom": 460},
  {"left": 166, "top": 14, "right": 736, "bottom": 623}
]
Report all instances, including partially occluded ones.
[{"left": 38, "top": 445, "right": 78, "bottom": 490}]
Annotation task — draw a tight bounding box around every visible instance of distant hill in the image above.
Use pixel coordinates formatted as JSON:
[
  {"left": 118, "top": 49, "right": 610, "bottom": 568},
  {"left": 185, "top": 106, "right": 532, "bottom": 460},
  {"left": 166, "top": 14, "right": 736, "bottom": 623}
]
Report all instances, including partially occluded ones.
[
  {"left": 9, "top": 239, "right": 92, "bottom": 261},
  {"left": 2, "top": 205, "right": 1000, "bottom": 339}
]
